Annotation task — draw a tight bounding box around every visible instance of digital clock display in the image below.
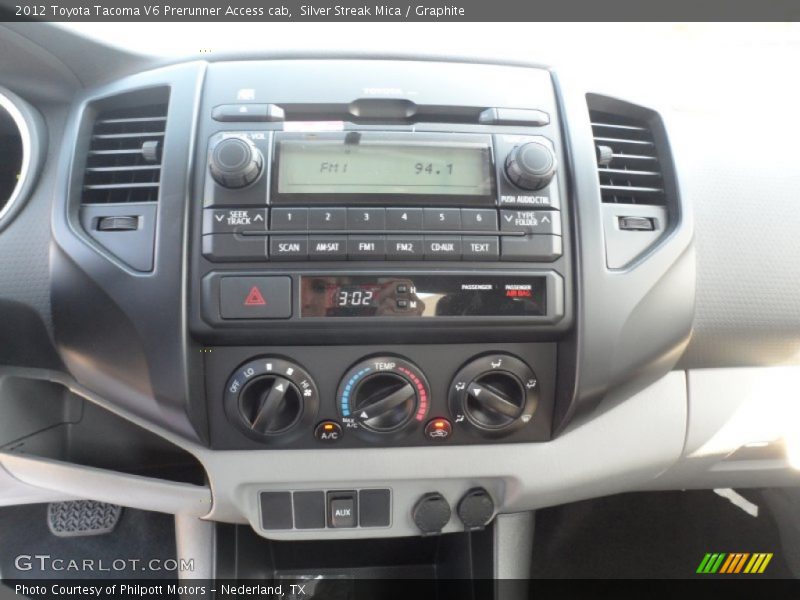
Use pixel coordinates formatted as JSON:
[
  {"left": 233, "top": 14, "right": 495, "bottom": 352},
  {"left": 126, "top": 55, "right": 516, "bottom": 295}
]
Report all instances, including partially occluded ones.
[
  {"left": 335, "top": 288, "right": 376, "bottom": 308},
  {"left": 300, "top": 275, "right": 547, "bottom": 318},
  {"left": 274, "top": 132, "right": 494, "bottom": 204}
]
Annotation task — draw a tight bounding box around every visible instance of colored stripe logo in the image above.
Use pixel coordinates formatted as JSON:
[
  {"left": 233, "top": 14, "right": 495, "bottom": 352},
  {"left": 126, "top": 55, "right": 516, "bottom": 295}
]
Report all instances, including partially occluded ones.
[{"left": 697, "top": 553, "right": 773, "bottom": 574}]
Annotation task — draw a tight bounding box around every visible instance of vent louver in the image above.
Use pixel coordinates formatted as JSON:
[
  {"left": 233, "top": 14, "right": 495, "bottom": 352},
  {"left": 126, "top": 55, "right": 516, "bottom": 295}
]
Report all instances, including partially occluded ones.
[
  {"left": 590, "top": 109, "right": 665, "bottom": 205},
  {"left": 82, "top": 101, "right": 168, "bottom": 204}
]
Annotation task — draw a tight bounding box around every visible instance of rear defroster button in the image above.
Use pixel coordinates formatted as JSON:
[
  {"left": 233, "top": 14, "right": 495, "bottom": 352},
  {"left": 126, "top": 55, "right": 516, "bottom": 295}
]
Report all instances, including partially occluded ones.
[{"left": 424, "top": 418, "right": 453, "bottom": 441}]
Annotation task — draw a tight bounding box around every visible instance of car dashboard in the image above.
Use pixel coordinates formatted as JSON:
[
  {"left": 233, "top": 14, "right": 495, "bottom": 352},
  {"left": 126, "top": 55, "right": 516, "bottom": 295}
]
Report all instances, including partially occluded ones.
[{"left": 1, "top": 23, "right": 800, "bottom": 554}]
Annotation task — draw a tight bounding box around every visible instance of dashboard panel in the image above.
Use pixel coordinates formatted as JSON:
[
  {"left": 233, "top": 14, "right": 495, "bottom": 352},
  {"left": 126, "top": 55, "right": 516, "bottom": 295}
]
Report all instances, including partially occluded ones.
[{"left": 0, "top": 23, "right": 798, "bottom": 542}]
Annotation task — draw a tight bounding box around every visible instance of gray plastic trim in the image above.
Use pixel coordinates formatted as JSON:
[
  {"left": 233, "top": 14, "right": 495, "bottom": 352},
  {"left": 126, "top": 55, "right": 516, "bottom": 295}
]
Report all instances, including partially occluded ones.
[
  {"left": 0, "top": 453, "right": 211, "bottom": 517},
  {"left": 0, "top": 462, "right": 77, "bottom": 507},
  {"left": 651, "top": 367, "right": 800, "bottom": 490},
  {"left": 494, "top": 512, "right": 534, "bottom": 581},
  {"left": 175, "top": 513, "right": 216, "bottom": 581}
]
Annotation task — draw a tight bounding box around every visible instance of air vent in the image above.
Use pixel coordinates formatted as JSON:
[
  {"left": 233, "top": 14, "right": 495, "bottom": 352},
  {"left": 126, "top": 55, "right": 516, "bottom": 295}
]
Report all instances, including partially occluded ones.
[
  {"left": 82, "top": 99, "right": 168, "bottom": 204},
  {"left": 589, "top": 108, "right": 665, "bottom": 205}
]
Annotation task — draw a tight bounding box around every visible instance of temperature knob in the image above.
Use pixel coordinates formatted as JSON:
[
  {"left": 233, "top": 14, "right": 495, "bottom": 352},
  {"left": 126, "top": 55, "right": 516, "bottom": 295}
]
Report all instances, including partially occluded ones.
[
  {"left": 209, "top": 135, "right": 263, "bottom": 188},
  {"left": 337, "top": 356, "right": 430, "bottom": 441},
  {"left": 504, "top": 141, "right": 556, "bottom": 190},
  {"left": 449, "top": 353, "right": 539, "bottom": 438},
  {"left": 224, "top": 357, "right": 319, "bottom": 444}
]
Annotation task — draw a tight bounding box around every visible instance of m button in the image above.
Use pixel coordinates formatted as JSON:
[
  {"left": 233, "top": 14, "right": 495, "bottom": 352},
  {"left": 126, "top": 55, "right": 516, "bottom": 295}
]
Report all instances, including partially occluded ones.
[{"left": 220, "top": 276, "right": 292, "bottom": 319}]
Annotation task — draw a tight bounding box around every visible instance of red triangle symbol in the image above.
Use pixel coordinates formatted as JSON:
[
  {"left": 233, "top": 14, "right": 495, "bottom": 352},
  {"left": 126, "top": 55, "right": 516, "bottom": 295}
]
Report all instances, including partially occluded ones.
[{"left": 244, "top": 286, "right": 266, "bottom": 306}]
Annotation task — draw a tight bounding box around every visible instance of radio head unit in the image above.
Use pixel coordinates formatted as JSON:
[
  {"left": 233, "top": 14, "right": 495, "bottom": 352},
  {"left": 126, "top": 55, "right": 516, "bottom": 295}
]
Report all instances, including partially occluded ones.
[{"left": 193, "top": 64, "right": 571, "bottom": 340}]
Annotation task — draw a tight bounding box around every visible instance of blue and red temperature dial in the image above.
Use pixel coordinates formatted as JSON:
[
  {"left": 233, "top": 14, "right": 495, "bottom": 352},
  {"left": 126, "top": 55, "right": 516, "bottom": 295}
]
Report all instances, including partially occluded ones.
[{"left": 337, "top": 356, "right": 431, "bottom": 441}]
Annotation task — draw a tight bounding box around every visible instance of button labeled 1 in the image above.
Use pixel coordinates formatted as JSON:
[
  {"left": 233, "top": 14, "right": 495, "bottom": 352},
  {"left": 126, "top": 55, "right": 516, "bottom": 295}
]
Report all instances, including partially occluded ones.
[{"left": 271, "top": 208, "right": 308, "bottom": 230}]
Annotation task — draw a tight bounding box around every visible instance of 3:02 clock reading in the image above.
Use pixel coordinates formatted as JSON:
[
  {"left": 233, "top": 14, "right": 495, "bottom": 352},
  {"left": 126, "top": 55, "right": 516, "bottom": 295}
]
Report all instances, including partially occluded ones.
[{"left": 336, "top": 288, "right": 375, "bottom": 307}]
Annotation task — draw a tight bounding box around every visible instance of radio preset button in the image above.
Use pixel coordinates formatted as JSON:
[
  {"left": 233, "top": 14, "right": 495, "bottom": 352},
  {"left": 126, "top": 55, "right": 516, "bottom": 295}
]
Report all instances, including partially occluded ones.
[
  {"left": 386, "top": 236, "right": 424, "bottom": 260},
  {"left": 461, "top": 209, "right": 498, "bottom": 232},
  {"left": 386, "top": 208, "right": 423, "bottom": 230},
  {"left": 462, "top": 236, "right": 500, "bottom": 260},
  {"left": 501, "top": 234, "right": 562, "bottom": 262},
  {"left": 424, "top": 236, "right": 462, "bottom": 260},
  {"left": 309, "top": 236, "right": 347, "bottom": 260},
  {"left": 347, "top": 208, "right": 386, "bottom": 230},
  {"left": 348, "top": 235, "right": 386, "bottom": 260},
  {"left": 270, "top": 236, "right": 309, "bottom": 260},
  {"left": 423, "top": 208, "right": 462, "bottom": 231},
  {"left": 309, "top": 207, "right": 346, "bottom": 230},
  {"left": 271, "top": 208, "right": 308, "bottom": 231},
  {"left": 501, "top": 210, "right": 562, "bottom": 235}
]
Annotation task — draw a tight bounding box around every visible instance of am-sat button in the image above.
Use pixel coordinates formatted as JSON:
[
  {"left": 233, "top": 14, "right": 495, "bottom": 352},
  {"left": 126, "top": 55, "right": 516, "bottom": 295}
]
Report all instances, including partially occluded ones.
[{"left": 219, "top": 276, "right": 292, "bottom": 319}]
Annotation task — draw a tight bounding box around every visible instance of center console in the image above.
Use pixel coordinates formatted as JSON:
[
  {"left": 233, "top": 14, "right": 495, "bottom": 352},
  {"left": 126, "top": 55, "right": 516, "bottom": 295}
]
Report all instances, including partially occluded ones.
[{"left": 189, "top": 61, "right": 572, "bottom": 458}]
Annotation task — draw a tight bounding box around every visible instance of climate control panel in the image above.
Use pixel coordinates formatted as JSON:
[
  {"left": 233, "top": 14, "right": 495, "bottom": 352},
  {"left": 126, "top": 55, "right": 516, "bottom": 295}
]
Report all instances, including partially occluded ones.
[{"left": 207, "top": 343, "right": 554, "bottom": 449}]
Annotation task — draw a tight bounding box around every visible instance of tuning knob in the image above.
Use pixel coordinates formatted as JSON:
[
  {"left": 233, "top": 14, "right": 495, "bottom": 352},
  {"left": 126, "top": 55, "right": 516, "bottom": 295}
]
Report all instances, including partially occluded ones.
[
  {"left": 338, "top": 356, "right": 430, "bottom": 440},
  {"left": 224, "top": 357, "right": 318, "bottom": 443},
  {"left": 504, "top": 141, "right": 556, "bottom": 190},
  {"left": 209, "top": 135, "right": 263, "bottom": 188},
  {"left": 449, "top": 354, "right": 539, "bottom": 438}
]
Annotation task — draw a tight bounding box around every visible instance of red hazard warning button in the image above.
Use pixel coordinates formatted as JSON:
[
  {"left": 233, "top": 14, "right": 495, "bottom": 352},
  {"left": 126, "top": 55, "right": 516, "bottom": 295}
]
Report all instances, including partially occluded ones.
[
  {"left": 219, "top": 276, "right": 291, "bottom": 319},
  {"left": 244, "top": 286, "right": 267, "bottom": 306}
]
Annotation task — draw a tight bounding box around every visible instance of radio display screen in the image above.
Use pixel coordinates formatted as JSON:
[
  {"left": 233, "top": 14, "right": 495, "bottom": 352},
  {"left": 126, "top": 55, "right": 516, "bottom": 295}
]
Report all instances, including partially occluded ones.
[
  {"left": 274, "top": 133, "right": 495, "bottom": 205},
  {"left": 300, "top": 275, "right": 546, "bottom": 318}
]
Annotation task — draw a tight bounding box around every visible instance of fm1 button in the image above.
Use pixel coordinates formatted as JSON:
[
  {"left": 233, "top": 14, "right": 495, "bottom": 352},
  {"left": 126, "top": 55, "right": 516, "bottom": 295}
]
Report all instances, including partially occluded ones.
[
  {"left": 219, "top": 276, "right": 292, "bottom": 319},
  {"left": 314, "top": 421, "right": 343, "bottom": 443},
  {"left": 328, "top": 491, "right": 357, "bottom": 528}
]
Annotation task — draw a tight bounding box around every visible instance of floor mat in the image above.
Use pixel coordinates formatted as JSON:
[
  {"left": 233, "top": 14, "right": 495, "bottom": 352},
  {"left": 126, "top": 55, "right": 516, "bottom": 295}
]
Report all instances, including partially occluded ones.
[
  {"left": 530, "top": 490, "right": 794, "bottom": 579},
  {"left": 0, "top": 503, "right": 176, "bottom": 580}
]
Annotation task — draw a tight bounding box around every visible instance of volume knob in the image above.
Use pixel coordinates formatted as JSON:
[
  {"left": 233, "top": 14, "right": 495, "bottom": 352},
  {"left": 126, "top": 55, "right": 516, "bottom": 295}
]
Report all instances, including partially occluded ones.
[
  {"left": 209, "top": 135, "right": 263, "bottom": 188},
  {"left": 504, "top": 141, "right": 556, "bottom": 190}
]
